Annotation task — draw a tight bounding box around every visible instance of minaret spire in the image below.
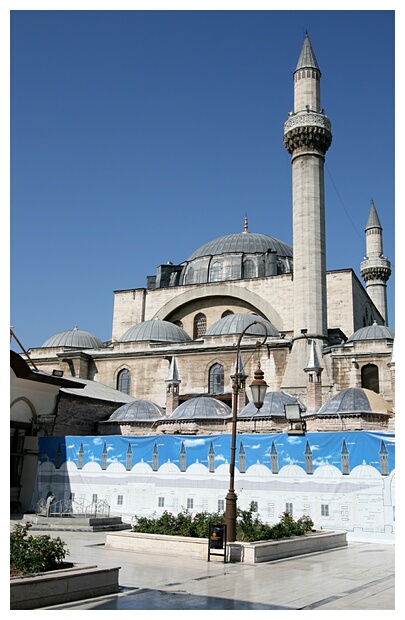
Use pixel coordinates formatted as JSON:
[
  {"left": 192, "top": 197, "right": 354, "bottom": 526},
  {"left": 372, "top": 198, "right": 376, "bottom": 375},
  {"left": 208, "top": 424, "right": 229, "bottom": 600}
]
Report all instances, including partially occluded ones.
[{"left": 360, "top": 200, "right": 391, "bottom": 324}]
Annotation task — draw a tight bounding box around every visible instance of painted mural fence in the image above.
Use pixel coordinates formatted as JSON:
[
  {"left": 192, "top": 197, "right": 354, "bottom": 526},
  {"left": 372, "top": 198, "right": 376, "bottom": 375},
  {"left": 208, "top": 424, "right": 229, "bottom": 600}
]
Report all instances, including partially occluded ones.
[{"left": 34, "top": 431, "right": 395, "bottom": 543}]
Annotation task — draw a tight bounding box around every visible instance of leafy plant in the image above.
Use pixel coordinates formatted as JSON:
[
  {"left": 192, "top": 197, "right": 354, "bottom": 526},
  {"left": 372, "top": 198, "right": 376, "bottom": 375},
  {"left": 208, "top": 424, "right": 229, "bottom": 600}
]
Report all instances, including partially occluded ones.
[
  {"left": 131, "top": 504, "right": 314, "bottom": 543},
  {"left": 10, "top": 522, "right": 70, "bottom": 576}
]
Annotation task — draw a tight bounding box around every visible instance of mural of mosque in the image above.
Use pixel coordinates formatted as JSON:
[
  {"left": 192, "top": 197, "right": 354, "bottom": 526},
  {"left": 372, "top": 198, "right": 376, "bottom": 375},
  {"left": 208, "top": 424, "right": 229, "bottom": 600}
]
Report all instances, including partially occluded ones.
[{"left": 35, "top": 431, "right": 395, "bottom": 543}]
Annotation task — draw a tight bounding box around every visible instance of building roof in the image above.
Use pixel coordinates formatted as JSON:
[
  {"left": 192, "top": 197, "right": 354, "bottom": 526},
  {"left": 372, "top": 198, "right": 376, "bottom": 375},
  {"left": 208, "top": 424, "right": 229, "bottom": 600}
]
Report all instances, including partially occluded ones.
[
  {"left": 169, "top": 396, "right": 232, "bottom": 420},
  {"left": 316, "top": 388, "right": 391, "bottom": 416},
  {"left": 238, "top": 391, "right": 305, "bottom": 418},
  {"left": 187, "top": 231, "right": 292, "bottom": 261},
  {"left": 295, "top": 32, "right": 320, "bottom": 72},
  {"left": 120, "top": 319, "right": 192, "bottom": 343},
  {"left": 346, "top": 322, "right": 394, "bottom": 343},
  {"left": 205, "top": 313, "right": 279, "bottom": 338},
  {"left": 11, "top": 350, "right": 85, "bottom": 389},
  {"left": 41, "top": 327, "right": 104, "bottom": 349},
  {"left": 107, "top": 399, "right": 165, "bottom": 422},
  {"left": 61, "top": 378, "right": 136, "bottom": 403}
]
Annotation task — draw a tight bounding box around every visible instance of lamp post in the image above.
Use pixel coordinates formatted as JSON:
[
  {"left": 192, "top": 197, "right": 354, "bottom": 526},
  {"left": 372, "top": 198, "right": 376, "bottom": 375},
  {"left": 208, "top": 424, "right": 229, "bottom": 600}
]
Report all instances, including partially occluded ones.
[{"left": 225, "top": 320, "right": 268, "bottom": 543}]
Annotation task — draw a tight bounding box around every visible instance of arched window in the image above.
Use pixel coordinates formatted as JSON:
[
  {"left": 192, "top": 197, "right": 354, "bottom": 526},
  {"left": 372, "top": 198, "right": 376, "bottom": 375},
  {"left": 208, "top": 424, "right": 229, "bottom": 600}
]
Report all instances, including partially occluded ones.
[
  {"left": 221, "top": 310, "right": 234, "bottom": 318},
  {"left": 193, "top": 313, "right": 207, "bottom": 339},
  {"left": 117, "top": 368, "right": 131, "bottom": 395},
  {"left": 209, "top": 363, "right": 225, "bottom": 394},
  {"left": 209, "top": 261, "right": 222, "bottom": 282},
  {"left": 243, "top": 259, "right": 256, "bottom": 279},
  {"left": 361, "top": 364, "right": 379, "bottom": 394},
  {"left": 173, "top": 320, "right": 183, "bottom": 328}
]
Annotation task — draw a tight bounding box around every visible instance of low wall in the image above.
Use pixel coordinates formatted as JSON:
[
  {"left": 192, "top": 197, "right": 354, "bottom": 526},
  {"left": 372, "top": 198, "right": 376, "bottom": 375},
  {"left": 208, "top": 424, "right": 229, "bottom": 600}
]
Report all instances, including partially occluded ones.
[
  {"left": 105, "top": 530, "right": 347, "bottom": 564},
  {"left": 10, "top": 564, "right": 121, "bottom": 609}
]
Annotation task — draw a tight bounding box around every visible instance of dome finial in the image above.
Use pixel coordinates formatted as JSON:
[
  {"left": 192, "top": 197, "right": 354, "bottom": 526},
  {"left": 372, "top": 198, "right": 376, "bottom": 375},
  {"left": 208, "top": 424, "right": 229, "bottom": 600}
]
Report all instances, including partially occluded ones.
[{"left": 243, "top": 214, "right": 249, "bottom": 234}]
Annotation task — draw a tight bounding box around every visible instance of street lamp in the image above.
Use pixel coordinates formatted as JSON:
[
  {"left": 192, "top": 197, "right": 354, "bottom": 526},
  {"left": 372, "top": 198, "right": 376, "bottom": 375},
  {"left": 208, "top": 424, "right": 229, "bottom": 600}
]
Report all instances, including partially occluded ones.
[
  {"left": 284, "top": 403, "right": 306, "bottom": 435},
  {"left": 225, "top": 320, "right": 268, "bottom": 543}
]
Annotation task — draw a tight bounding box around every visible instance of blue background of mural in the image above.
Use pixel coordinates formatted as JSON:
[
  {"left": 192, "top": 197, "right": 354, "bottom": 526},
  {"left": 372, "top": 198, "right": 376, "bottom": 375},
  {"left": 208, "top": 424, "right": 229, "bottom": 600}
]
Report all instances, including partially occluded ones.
[{"left": 39, "top": 432, "right": 395, "bottom": 474}]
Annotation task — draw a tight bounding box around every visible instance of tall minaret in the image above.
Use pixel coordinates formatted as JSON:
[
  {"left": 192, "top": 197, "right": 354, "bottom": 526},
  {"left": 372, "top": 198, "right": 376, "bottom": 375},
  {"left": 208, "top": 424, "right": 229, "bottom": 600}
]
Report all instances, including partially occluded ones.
[
  {"left": 360, "top": 201, "right": 391, "bottom": 324},
  {"left": 282, "top": 33, "right": 332, "bottom": 392}
]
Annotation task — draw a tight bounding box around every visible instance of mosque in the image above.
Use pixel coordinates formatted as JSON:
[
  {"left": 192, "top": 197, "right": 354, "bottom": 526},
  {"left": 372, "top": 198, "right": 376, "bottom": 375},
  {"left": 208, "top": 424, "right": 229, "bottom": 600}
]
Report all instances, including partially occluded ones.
[{"left": 21, "top": 34, "right": 394, "bottom": 437}]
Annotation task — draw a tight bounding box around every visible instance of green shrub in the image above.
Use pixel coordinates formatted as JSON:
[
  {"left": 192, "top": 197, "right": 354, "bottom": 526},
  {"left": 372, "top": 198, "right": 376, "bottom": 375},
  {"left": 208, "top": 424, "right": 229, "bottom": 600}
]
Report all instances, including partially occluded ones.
[
  {"left": 131, "top": 504, "right": 314, "bottom": 543},
  {"left": 10, "top": 522, "right": 69, "bottom": 575}
]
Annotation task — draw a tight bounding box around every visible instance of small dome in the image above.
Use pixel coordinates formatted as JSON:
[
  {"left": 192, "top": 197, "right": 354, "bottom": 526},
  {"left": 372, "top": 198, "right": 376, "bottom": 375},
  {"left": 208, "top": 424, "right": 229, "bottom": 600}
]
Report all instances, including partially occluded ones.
[
  {"left": 158, "top": 460, "right": 181, "bottom": 474},
  {"left": 317, "top": 388, "right": 391, "bottom": 416},
  {"left": 131, "top": 459, "right": 153, "bottom": 474},
  {"left": 205, "top": 313, "right": 279, "bottom": 338},
  {"left": 188, "top": 232, "right": 292, "bottom": 261},
  {"left": 108, "top": 399, "right": 165, "bottom": 422},
  {"left": 169, "top": 396, "right": 232, "bottom": 420},
  {"left": 107, "top": 461, "right": 127, "bottom": 473},
  {"left": 239, "top": 391, "right": 305, "bottom": 418},
  {"left": 313, "top": 463, "right": 342, "bottom": 478},
  {"left": 81, "top": 461, "right": 102, "bottom": 472},
  {"left": 186, "top": 460, "right": 210, "bottom": 475},
  {"left": 120, "top": 319, "right": 192, "bottom": 343},
  {"left": 245, "top": 461, "right": 272, "bottom": 477},
  {"left": 42, "top": 327, "right": 104, "bottom": 349},
  {"left": 215, "top": 461, "right": 237, "bottom": 476},
  {"left": 278, "top": 464, "right": 306, "bottom": 477},
  {"left": 347, "top": 322, "right": 394, "bottom": 342},
  {"left": 39, "top": 461, "right": 55, "bottom": 473},
  {"left": 350, "top": 461, "right": 381, "bottom": 479},
  {"left": 59, "top": 460, "right": 77, "bottom": 472}
]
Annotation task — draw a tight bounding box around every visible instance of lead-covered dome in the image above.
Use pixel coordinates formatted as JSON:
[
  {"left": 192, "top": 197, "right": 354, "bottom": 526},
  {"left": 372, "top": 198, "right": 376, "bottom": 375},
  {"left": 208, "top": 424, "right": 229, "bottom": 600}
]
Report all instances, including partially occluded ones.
[
  {"left": 346, "top": 322, "right": 394, "bottom": 343},
  {"left": 188, "top": 231, "right": 292, "bottom": 261},
  {"left": 120, "top": 319, "right": 191, "bottom": 343},
  {"left": 238, "top": 391, "right": 305, "bottom": 418},
  {"left": 205, "top": 313, "right": 279, "bottom": 338},
  {"left": 316, "top": 388, "right": 391, "bottom": 416},
  {"left": 108, "top": 399, "right": 165, "bottom": 422},
  {"left": 169, "top": 396, "right": 232, "bottom": 420},
  {"left": 41, "top": 326, "right": 104, "bottom": 349}
]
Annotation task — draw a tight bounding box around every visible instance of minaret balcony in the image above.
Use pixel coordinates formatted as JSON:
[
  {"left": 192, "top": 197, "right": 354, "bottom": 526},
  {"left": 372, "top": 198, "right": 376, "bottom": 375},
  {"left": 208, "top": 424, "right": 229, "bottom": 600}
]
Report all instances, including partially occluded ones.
[
  {"left": 284, "top": 111, "right": 332, "bottom": 154},
  {"left": 360, "top": 257, "right": 392, "bottom": 282}
]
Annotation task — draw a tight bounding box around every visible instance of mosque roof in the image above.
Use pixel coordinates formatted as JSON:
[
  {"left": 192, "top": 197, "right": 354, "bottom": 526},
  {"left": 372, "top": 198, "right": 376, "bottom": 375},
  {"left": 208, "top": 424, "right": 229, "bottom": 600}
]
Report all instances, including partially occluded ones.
[
  {"left": 169, "top": 396, "right": 232, "bottom": 420},
  {"left": 107, "top": 399, "right": 165, "bottom": 422},
  {"left": 316, "top": 388, "right": 391, "bottom": 416},
  {"left": 346, "top": 322, "right": 394, "bottom": 342},
  {"left": 205, "top": 313, "right": 279, "bottom": 338},
  {"left": 41, "top": 327, "right": 104, "bottom": 349},
  {"left": 187, "top": 231, "right": 292, "bottom": 261},
  {"left": 238, "top": 391, "right": 305, "bottom": 418},
  {"left": 120, "top": 319, "right": 192, "bottom": 343}
]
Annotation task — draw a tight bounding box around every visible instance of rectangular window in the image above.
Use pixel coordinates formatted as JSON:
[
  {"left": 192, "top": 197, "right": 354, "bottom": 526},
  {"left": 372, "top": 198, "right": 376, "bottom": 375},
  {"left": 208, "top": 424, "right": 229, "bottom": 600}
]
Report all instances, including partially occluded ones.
[
  {"left": 321, "top": 504, "right": 329, "bottom": 517},
  {"left": 158, "top": 497, "right": 165, "bottom": 508},
  {"left": 69, "top": 493, "right": 75, "bottom": 502},
  {"left": 92, "top": 494, "right": 98, "bottom": 503},
  {"left": 285, "top": 502, "right": 293, "bottom": 515},
  {"left": 218, "top": 499, "right": 225, "bottom": 512},
  {"left": 117, "top": 495, "right": 123, "bottom": 506},
  {"left": 251, "top": 501, "right": 258, "bottom": 512},
  {"left": 187, "top": 498, "right": 194, "bottom": 510}
]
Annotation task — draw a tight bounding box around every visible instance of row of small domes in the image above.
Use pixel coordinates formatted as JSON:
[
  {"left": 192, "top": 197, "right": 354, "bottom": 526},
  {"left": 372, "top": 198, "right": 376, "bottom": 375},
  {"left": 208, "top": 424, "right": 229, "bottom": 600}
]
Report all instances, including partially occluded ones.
[
  {"left": 104, "top": 387, "right": 391, "bottom": 423},
  {"left": 41, "top": 315, "right": 394, "bottom": 348}
]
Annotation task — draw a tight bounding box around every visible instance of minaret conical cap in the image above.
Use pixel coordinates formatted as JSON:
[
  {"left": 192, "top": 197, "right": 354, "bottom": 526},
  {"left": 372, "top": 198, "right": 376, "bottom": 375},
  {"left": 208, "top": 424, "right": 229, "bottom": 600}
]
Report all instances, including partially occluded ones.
[
  {"left": 365, "top": 200, "right": 382, "bottom": 231},
  {"left": 295, "top": 32, "right": 320, "bottom": 72}
]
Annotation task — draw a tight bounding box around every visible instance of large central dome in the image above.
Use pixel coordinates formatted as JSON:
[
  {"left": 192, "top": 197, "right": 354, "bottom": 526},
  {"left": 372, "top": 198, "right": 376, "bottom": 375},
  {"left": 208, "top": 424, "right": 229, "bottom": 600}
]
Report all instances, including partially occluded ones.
[{"left": 188, "top": 231, "right": 292, "bottom": 261}]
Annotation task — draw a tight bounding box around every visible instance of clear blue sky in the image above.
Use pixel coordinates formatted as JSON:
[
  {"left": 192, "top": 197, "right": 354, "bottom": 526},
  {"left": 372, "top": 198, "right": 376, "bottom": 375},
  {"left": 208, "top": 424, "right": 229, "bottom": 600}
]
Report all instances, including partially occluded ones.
[{"left": 8, "top": 8, "right": 395, "bottom": 350}]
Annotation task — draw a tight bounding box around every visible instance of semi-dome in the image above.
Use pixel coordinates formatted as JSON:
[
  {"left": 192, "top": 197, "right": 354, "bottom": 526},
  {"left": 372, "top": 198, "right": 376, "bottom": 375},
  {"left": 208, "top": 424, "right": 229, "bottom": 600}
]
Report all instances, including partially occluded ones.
[
  {"left": 238, "top": 390, "right": 305, "bottom": 418},
  {"left": 278, "top": 464, "right": 306, "bottom": 477},
  {"left": 169, "top": 396, "right": 232, "bottom": 420},
  {"left": 188, "top": 231, "right": 292, "bottom": 261},
  {"left": 316, "top": 388, "right": 391, "bottom": 416},
  {"left": 131, "top": 459, "right": 153, "bottom": 474},
  {"left": 186, "top": 460, "right": 210, "bottom": 475},
  {"left": 205, "top": 313, "right": 279, "bottom": 338},
  {"left": 158, "top": 460, "right": 181, "bottom": 474},
  {"left": 347, "top": 321, "right": 394, "bottom": 343},
  {"left": 120, "top": 319, "right": 191, "bottom": 343},
  {"left": 108, "top": 399, "right": 165, "bottom": 422},
  {"left": 41, "top": 326, "right": 104, "bottom": 349}
]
